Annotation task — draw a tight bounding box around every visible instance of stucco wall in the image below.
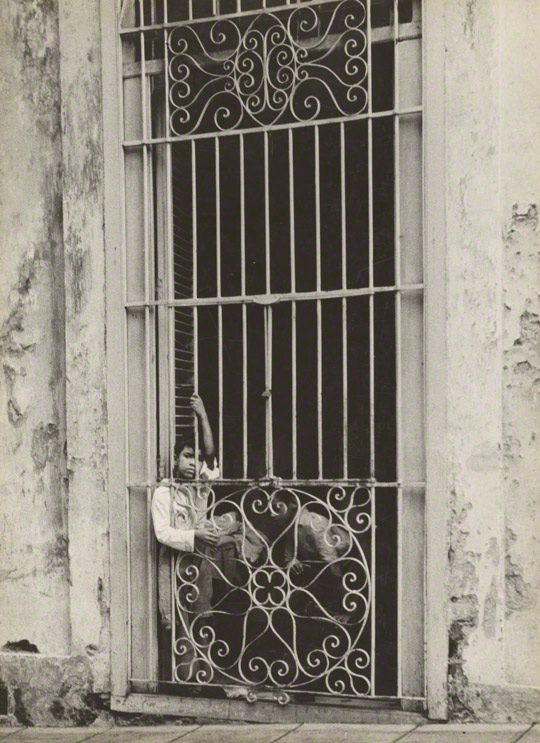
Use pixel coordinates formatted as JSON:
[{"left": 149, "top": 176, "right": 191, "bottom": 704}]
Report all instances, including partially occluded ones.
[
  {"left": 0, "top": 0, "right": 110, "bottom": 726},
  {"left": 0, "top": 0, "right": 538, "bottom": 726},
  {"left": 444, "top": 0, "right": 540, "bottom": 723},
  {"left": 501, "top": 0, "right": 540, "bottom": 692},
  {"left": 0, "top": 0, "right": 70, "bottom": 657}
]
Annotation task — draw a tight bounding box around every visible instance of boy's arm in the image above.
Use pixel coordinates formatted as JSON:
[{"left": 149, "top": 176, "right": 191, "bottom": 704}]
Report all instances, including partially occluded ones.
[{"left": 190, "top": 393, "right": 216, "bottom": 468}]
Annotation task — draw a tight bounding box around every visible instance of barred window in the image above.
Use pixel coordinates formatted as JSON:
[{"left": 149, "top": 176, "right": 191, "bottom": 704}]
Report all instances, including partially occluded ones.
[{"left": 119, "top": 0, "right": 424, "bottom": 708}]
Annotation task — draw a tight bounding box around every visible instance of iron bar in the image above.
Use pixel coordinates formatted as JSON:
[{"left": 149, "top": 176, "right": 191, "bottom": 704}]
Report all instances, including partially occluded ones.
[
  {"left": 367, "top": 0, "right": 376, "bottom": 698},
  {"left": 341, "top": 123, "right": 348, "bottom": 479},
  {"left": 367, "top": 0, "right": 375, "bottom": 483},
  {"left": 315, "top": 126, "right": 322, "bottom": 478},
  {"left": 289, "top": 129, "right": 297, "bottom": 479},
  {"left": 240, "top": 134, "right": 248, "bottom": 479},
  {"left": 128, "top": 478, "right": 426, "bottom": 489},
  {"left": 123, "top": 107, "right": 423, "bottom": 147},
  {"left": 120, "top": 0, "right": 418, "bottom": 33},
  {"left": 124, "top": 283, "right": 424, "bottom": 309},
  {"left": 264, "top": 131, "right": 271, "bottom": 294},
  {"left": 394, "top": 0, "right": 403, "bottom": 701},
  {"left": 130, "top": 679, "right": 425, "bottom": 702},
  {"left": 216, "top": 138, "right": 224, "bottom": 472},
  {"left": 192, "top": 139, "right": 200, "bottom": 477},
  {"left": 266, "top": 306, "right": 274, "bottom": 477}
]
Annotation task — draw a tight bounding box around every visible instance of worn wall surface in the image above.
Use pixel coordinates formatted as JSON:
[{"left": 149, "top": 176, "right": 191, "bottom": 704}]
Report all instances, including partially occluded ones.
[
  {"left": 500, "top": 0, "right": 540, "bottom": 692},
  {"left": 0, "top": 0, "right": 70, "bottom": 657},
  {"left": 444, "top": 0, "right": 540, "bottom": 722},
  {"left": 0, "top": 0, "right": 110, "bottom": 726}
]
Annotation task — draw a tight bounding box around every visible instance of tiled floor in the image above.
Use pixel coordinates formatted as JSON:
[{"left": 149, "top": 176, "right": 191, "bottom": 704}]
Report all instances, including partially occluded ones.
[{"left": 0, "top": 724, "right": 537, "bottom": 743}]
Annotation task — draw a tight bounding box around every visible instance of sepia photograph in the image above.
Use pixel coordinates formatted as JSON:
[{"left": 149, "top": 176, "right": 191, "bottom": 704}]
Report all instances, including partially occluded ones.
[{"left": 0, "top": 1, "right": 538, "bottom": 741}]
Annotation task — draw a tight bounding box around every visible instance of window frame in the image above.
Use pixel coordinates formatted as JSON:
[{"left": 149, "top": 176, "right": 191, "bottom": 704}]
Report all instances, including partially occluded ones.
[{"left": 101, "top": 0, "right": 448, "bottom": 720}]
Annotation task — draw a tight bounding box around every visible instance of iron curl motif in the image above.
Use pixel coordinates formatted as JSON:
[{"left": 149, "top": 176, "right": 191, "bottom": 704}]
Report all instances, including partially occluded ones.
[
  {"left": 172, "top": 485, "right": 372, "bottom": 697},
  {"left": 168, "top": 0, "right": 368, "bottom": 136}
]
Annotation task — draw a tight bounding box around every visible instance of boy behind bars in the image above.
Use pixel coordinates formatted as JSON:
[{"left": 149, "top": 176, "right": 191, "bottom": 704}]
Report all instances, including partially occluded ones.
[{"left": 151, "top": 394, "right": 233, "bottom": 681}]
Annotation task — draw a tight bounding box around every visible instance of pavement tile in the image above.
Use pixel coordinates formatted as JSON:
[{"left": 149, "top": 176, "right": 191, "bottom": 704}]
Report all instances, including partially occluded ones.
[
  {"left": 88, "top": 726, "right": 198, "bottom": 743},
  {"left": 279, "top": 723, "right": 416, "bottom": 743},
  {"left": 521, "top": 726, "right": 540, "bottom": 742},
  {"left": 400, "top": 723, "right": 529, "bottom": 743},
  {"left": 178, "top": 724, "right": 297, "bottom": 743},
  {"left": 5, "top": 730, "right": 101, "bottom": 742}
]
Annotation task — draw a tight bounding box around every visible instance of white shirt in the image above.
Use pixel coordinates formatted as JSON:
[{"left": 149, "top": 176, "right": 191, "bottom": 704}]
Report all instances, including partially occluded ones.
[{"left": 151, "top": 459, "right": 220, "bottom": 553}]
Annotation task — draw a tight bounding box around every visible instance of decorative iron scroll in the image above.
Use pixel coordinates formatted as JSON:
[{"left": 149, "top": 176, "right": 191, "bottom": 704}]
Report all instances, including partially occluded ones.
[
  {"left": 172, "top": 485, "right": 372, "bottom": 697},
  {"left": 168, "top": 1, "right": 368, "bottom": 136}
]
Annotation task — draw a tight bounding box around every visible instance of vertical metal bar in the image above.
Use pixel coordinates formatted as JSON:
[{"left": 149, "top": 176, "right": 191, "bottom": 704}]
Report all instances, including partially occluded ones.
[
  {"left": 164, "top": 15, "right": 174, "bottom": 475},
  {"left": 267, "top": 307, "right": 274, "bottom": 477},
  {"left": 315, "top": 126, "right": 323, "bottom": 479},
  {"left": 370, "top": 485, "right": 376, "bottom": 696},
  {"left": 393, "top": 0, "right": 403, "bottom": 700},
  {"left": 341, "top": 123, "right": 348, "bottom": 479},
  {"left": 188, "top": 0, "right": 193, "bottom": 21},
  {"left": 164, "top": 14, "right": 177, "bottom": 681},
  {"left": 240, "top": 135, "right": 248, "bottom": 479},
  {"left": 263, "top": 131, "right": 272, "bottom": 477},
  {"left": 367, "top": 0, "right": 376, "bottom": 698},
  {"left": 367, "top": 0, "right": 375, "bottom": 482},
  {"left": 192, "top": 140, "right": 200, "bottom": 477},
  {"left": 171, "top": 549, "right": 176, "bottom": 680},
  {"left": 289, "top": 129, "right": 297, "bottom": 479},
  {"left": 264, "top": 131, "right": 271, "bottom": 294},
  {"left": 216, "top": 138, "right": 224, "bottom": 473}
]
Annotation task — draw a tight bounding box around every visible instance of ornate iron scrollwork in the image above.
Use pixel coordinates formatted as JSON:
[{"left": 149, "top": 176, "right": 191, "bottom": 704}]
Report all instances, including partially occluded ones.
[
  {"left": 168, "top": 0, "right": 368, "bottom": 136},
  {"left": 172, "top": 485, "right": 372, "bottom": 698}
]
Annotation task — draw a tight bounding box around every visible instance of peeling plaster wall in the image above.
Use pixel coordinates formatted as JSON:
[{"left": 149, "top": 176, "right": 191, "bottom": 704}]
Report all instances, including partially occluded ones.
[
  {"left": 0, "top": 0, "right": 70, "bottom": 656},
  {"left": 445, "top": 0, "right": 505, "bottom": 709},
  {"left": 0, "top": 0, "right": 110, "bottom": 725},
  {"left": 501, "top": 0, "right": 540, "bottom": 691},
  {"left": 444, "top": 0, "right": 540, "bottom": 722},
  {"left": 57, "top": 0, "right": 110, "bottom": 693}
]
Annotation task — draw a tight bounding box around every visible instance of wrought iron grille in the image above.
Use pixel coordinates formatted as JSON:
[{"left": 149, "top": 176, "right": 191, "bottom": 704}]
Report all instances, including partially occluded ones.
[
  {"left": 120, "top": 0, "right": 425, "bottom": 706},
  {"left": 172, "top": 485, "right": 372, "bottom": 698},
  {"left": 167, "top": 2, "right": 369, "bottom": 136}
]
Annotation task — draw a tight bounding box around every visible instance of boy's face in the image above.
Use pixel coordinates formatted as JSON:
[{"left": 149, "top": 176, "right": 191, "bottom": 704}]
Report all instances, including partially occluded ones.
[{"left": 176, "top": 445, "right": 201, "bottom": 480}]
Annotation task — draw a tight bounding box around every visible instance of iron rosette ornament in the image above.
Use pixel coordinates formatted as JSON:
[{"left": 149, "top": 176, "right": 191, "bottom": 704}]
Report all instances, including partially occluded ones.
[
  {"left": 172, "top": 484, "right": 372, "bottom": 697},
  {"left": 168, "top": 0, "right": 368, "bottom": 136}
]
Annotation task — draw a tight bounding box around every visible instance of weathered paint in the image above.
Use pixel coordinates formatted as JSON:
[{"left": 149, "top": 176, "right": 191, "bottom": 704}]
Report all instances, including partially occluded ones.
[
  {"left": 500, "top": 0, "right": 540, "bottom": 693},
  {"left": 58, "top": 0, "right": 110, "bottom": 693},
  {"left": 0, "top": 0, "right": 70, "bottom": 656},
  {"left": 444, "top": 0, "right": 540, "bottom": 722},
  {"left": 0, "top": 0, "right": 539, "bottom": 726},
  {"left": 445, "top": 0, "right": 505, "bottom": 709}
]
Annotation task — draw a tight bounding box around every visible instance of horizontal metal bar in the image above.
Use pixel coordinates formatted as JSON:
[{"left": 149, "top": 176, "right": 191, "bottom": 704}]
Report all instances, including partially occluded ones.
[
  {"left": 120, "top": 1, "right": 420, "bottom": 34},
  {"left": 123, "top": 106, "right": 423, "bottom": 147},
  {"left": 128, "top": 479, "right": 426, "bottom": 489},
  {"left": 129, "top": 680, "right": 426, "bottom": 704},
  {"left": 125, "top": 283, "right": 424, "bottom": 309}
]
